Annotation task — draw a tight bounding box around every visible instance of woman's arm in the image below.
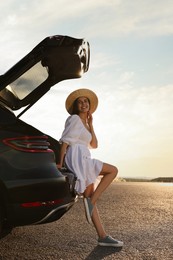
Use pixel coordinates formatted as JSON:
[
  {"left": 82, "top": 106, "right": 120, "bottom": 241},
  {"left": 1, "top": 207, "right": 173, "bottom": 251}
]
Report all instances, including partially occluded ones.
[
  {"left": 57, "top": 142, "right": 68, "bottom": 168},
  {"left": 88, "top": 111, "right": 98, "bottom": 149}
]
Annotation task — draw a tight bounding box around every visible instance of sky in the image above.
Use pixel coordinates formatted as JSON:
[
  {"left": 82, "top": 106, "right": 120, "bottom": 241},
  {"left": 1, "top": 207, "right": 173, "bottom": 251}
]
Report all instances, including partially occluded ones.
[{"left": 0, "top": 0, "right": 173, "bottom": 179}]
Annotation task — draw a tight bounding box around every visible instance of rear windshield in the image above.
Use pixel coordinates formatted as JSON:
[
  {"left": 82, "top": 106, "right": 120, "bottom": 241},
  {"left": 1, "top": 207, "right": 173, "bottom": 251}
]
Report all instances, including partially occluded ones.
[{"left": 6, "top": 61, "right": 48, "bottom": 100}]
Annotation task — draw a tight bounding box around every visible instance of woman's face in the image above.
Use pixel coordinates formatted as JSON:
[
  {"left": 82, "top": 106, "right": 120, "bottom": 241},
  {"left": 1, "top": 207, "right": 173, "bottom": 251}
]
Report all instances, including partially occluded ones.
[{"left": 76, "top": 96, "right": 90, "bottom": 113}]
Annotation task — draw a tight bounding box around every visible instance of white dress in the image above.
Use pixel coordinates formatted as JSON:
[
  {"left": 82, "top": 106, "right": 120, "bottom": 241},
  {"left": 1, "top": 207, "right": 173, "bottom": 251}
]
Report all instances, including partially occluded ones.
[{"left": 60, "top": 114, "right": 103, "bottom": 194}]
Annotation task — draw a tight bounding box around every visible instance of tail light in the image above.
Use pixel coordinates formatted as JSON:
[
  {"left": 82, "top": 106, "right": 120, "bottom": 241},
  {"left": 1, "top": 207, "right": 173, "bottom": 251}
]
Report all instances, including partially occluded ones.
[
  {"left": 21, "top": 199, "right": 64, "bottom": 208},
  {"left": 3, "top": 135, "right": 53, "bottom": 153}
]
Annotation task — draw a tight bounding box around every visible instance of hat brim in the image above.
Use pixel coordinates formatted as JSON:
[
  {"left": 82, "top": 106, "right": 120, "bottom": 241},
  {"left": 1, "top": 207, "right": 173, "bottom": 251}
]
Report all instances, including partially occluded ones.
[{"left": 65, "top": 88, "right": 98, "bottom": 114}]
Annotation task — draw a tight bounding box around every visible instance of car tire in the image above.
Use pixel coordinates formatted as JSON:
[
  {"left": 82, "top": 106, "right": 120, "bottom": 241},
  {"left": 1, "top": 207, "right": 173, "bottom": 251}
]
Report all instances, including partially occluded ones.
[
  {"left": 0, "top": 205, "right": 3, "bottom": 238},
  {"left": 0, "top": 204, "right": 12, "bottom": 239}
]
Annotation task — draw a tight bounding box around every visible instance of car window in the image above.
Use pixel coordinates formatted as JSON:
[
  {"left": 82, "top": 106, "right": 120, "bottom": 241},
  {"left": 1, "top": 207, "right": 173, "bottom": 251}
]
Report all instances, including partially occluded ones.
[{"left": 6, "top": 61, "right": 48, "bottom": 100}]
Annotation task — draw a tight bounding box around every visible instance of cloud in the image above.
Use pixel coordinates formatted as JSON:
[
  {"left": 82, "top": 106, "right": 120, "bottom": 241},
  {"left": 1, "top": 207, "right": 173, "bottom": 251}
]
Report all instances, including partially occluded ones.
[
  {"left": 0, "top": 0, "right": 172, "bottom": 178},
  {"left": 0, "top": 0, "right": 173, "bottom": 69},
  {"left": 91, "top": 82, "right": 173, "bottom": 163},
  {"left": 117, "top": 71, "right": 135, "bottom": 85},
  {"left": 78, "top": 0, "right": 173, "bottom": 38},
  {"left": 90, "top": 52, "right": 119, "bottom": 70},
  {"left": 1, "top": 0, "right": 173, "bottom": 42}
]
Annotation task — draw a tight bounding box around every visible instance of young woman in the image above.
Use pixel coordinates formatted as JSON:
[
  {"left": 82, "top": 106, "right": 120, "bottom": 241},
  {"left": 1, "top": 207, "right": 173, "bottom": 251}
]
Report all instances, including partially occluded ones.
[{"left": 57, "top": 88, "right": 123, "bottom": 247}]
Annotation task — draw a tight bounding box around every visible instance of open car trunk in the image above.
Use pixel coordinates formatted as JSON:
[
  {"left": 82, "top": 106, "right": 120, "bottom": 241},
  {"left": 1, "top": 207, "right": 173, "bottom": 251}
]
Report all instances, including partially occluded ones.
[{"left": 0, "top": 35, "right": 90, "bottom": 117}]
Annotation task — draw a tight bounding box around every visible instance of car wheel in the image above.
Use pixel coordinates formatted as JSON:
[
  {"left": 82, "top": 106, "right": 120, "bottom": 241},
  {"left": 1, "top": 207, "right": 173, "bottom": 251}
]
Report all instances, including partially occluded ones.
[
  {"left": 0, "top": 204, "right": 12, "bottom": 239},
  {"left": 0, "top": 205, "right": 3, "bottom": 238}
]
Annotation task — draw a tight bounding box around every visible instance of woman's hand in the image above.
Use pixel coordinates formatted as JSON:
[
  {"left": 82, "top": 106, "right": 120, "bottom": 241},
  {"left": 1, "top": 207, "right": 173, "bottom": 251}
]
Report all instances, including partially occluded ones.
[
  {"left": 56, "top": 163, "right": 62, "bottom": 169},
  {"left": 87, "top": 111, "right": 93, "bottom": 126},
  {"left": 87, "top": 111, "right": 98, "bottom": 148}
]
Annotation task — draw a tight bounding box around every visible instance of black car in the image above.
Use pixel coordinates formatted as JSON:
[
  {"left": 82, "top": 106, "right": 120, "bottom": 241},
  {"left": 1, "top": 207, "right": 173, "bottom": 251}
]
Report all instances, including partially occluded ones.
[{"left": 0, "top": 35, "right": 90, "bottom": 238}]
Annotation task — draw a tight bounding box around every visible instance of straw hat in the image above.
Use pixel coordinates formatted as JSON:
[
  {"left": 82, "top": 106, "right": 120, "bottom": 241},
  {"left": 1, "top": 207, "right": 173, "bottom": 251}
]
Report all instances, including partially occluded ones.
[{"left": 65, "top": 88, "right": 98, "bottom": 114}]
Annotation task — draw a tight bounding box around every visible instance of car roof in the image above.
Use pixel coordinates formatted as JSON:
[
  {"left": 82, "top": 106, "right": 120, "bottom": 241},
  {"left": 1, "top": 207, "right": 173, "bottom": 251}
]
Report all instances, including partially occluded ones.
[{"left": 0, "top": 35, "right": 90, "bottom": 117}]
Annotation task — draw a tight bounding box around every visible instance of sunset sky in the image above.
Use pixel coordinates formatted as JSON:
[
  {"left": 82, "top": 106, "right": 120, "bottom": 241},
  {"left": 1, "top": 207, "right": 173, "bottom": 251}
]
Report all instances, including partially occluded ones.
[{"left": 0, "top": 0, "right": 173, "bottom": 179}]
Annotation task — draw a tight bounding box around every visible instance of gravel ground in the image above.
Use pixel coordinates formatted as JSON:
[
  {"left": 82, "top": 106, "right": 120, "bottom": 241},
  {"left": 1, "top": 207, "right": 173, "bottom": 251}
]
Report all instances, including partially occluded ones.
[{"left": 0, "top": 182, "right": 172, "bottom": 260}]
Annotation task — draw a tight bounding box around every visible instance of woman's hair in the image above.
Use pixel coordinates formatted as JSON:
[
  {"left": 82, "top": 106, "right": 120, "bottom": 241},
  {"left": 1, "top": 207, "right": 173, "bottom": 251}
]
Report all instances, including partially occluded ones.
[{"left": 71, "top": 97, "right": 90, "bottom": 115}]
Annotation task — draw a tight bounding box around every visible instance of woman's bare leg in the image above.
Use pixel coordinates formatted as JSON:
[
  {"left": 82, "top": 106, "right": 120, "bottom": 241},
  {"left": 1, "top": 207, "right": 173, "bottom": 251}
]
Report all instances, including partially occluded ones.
[
  {"left": 90, "top": 163, "right": 118, "bottom": 205},
  {"left": 92, "top": 205, "right": 107, "bottom": 238},
  {"left": 83, "top": 165, "right": 123, "bottom": 245},
  {"left": 83, "top": 163, "right": 117, "bottom": 237},
  {"left": 84, "top": 184, "right": 106, "bottom": 238}
]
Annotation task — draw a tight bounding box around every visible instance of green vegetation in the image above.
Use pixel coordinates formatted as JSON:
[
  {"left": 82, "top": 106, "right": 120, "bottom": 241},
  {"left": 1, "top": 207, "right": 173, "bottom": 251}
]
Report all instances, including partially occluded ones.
[
  {"left": 151, "top": 177, "right": 173, "bottom": 183},
  {"left": 122, "top": 177, "right": 173, "bottom": 182},
  {"left": 124, "top": 178, "right": 150, "bottom": 182}
]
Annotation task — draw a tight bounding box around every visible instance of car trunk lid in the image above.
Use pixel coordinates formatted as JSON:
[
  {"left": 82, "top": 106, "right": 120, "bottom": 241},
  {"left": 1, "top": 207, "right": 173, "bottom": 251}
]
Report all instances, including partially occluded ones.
[{"left": 0, "top": 35, "right": 90, "bottom": 117}]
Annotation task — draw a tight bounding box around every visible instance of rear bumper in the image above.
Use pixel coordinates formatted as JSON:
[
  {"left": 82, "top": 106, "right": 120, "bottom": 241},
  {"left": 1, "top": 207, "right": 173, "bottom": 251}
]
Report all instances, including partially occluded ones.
[
  {"left": 34, "top": 196, "right": 78, "bottom": 224},
  {"left": 6, "top": 195, "right": 78, "bottom": 226},
  {"left": 4, "top": 173, "right": 77, "bottom": 226},
  {"left": 5, "top": 176, "right": 69, "bottom": 203}
]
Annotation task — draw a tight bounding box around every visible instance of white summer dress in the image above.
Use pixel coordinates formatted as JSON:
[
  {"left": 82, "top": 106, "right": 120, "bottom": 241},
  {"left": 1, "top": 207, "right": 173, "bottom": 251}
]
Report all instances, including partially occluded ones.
[{"left": 60, "top": 114, "right": 103, "bottom": 194}]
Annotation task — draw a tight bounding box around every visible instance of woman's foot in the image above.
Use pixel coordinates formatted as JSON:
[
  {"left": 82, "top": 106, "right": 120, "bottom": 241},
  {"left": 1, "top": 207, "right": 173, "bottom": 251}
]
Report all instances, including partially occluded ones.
[
  {"left": 83, "top": 197, "right": 94, "bottom": 224},
  {"left": 98, "top": 235, "right": 123, "bottom": 247}
]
